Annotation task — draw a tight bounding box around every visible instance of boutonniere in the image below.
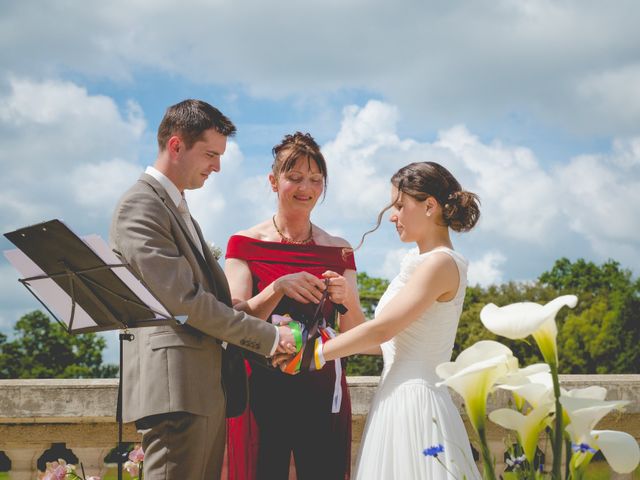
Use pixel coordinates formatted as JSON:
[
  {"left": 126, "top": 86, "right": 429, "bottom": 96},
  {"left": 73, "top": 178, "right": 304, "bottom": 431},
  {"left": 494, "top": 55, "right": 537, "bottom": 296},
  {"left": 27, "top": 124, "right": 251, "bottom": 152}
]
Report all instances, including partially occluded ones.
[{"left": 208, "top": 242, "right": 223, "bottom": 260}]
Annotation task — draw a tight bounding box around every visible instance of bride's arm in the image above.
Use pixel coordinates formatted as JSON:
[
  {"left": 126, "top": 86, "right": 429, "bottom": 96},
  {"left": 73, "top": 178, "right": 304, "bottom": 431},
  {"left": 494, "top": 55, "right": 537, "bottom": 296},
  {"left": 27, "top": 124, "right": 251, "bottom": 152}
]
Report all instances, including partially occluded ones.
[
  {"left": 321, "top": 253, "right": 459, "bottom": 361},
  {"left": 226, "top": 257, "right": 326, "bottom": 320},
  {"left": 355, "top": 345, "right": 383, "bottom": 355}
]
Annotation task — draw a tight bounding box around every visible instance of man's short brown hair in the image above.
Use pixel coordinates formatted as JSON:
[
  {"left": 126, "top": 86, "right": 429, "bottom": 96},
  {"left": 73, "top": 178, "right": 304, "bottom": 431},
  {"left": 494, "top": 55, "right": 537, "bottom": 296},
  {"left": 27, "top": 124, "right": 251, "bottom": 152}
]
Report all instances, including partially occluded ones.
[{"left": 157, "top": 99, "right": 236, "bottom": 150}]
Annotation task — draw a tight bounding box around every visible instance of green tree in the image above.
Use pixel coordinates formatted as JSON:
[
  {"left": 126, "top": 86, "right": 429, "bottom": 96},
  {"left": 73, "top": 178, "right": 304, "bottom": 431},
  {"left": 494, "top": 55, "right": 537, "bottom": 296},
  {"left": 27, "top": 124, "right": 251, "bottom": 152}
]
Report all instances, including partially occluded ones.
[
  {"left": 349, "top": 257, "right": 639, "bottom": 376},
  {"left": 541, "top": 258, "right": 640, "bottom": 374},
  {"left": 0, "top": 310, "right": 118, "bottom": 378},
  {"left": 357, "top": 272, "right": 390, "bottom": 318},
  {"left": 456, "top": 257, "right": 639, "bottom": 374}
]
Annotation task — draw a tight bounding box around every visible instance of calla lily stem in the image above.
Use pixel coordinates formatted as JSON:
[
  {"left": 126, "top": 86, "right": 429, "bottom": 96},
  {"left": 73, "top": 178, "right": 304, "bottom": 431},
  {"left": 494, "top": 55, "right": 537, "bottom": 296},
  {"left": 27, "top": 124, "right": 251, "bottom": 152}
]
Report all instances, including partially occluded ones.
[
  {"left": 550, "top": 362, "right": 563, "bottom": 480},
  {"left": 477, "top": 426, "right": 497, "bottom": 480}
]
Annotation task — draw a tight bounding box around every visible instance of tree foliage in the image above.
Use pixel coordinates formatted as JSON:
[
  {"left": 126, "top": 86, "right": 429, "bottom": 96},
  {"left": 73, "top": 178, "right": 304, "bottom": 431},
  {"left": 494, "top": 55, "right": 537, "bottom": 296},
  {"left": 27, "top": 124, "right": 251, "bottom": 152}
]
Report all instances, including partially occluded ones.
[
  {"left": 3, "top": 257, "right": 637, "bottom": 379},
  {"left": 0, "top": 310, "right": 118, "bottom": 379},
  {"left": 349, "top": 257, "right": 639, "bottom": 376}
]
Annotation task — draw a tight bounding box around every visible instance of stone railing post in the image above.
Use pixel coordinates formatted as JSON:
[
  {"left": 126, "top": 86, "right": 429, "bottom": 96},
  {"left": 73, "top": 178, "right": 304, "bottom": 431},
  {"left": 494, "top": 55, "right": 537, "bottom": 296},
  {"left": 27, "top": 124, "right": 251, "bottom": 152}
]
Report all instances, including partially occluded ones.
[{"left": 3, "top": 447, "right": 43, "bottom": 480}]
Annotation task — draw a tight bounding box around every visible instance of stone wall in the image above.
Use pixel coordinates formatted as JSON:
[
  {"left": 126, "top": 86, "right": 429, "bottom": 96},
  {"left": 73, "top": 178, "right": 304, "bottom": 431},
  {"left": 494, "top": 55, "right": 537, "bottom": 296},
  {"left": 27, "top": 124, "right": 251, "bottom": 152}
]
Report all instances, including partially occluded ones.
[{"left": 0, "top": 376, "right": 638, "bottom": 479}]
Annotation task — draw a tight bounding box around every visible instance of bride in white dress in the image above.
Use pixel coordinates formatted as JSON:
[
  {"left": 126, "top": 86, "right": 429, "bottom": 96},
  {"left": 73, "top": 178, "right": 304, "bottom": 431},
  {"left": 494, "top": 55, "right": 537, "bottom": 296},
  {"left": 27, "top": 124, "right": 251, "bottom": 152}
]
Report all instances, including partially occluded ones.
[{"left": 281, "top": 162, "right": 482, "bottom": 479}]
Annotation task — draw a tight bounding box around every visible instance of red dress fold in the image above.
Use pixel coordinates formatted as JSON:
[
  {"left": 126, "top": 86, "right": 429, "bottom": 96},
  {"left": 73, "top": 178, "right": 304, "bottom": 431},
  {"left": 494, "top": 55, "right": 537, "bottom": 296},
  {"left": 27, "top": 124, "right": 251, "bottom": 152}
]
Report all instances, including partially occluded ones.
[{"left": 225, "top": 235, "right": 355, "bottom": 480}]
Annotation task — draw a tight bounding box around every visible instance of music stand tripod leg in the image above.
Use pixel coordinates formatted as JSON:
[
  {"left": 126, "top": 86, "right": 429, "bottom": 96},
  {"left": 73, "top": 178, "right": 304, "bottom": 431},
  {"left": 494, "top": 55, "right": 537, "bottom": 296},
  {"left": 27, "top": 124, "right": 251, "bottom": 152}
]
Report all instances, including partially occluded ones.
[{"left": 116, "top": 330, "right": 134, "bottom": 480}]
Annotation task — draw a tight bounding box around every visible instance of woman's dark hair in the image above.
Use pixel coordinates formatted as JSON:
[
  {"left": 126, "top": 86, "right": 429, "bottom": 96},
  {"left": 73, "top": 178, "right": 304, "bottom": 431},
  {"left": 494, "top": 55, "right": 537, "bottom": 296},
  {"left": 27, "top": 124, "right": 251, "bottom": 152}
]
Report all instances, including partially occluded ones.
[
  {"left": 272, "top": 132, "right": 328, "bottom": 197},
  {"left": 356, "top": 161, "right": 480, "bottom": 248}
]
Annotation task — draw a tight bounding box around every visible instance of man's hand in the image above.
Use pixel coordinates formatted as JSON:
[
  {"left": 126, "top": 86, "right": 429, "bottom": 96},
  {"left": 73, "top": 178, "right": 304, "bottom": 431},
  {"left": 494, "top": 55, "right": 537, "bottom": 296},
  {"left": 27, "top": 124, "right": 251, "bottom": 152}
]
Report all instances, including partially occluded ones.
[{"left": 276, "top": 334, "right": 328, "bottom": 375}]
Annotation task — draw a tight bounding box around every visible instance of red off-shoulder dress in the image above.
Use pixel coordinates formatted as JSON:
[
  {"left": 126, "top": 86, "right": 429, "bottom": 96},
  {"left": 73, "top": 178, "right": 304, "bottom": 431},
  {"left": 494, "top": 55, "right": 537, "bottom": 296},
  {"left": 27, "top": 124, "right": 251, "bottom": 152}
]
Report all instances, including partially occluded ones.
[{"left": 225, "top": 235, "right": 356, "bottom": 480}]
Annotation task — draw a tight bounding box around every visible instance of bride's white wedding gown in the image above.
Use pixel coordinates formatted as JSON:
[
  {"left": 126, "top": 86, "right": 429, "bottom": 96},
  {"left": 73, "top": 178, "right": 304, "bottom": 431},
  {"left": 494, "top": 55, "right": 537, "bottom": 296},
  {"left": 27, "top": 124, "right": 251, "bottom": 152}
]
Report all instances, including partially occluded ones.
[{"left": 354, "top": 247, "right": 481, "bottom": 480}]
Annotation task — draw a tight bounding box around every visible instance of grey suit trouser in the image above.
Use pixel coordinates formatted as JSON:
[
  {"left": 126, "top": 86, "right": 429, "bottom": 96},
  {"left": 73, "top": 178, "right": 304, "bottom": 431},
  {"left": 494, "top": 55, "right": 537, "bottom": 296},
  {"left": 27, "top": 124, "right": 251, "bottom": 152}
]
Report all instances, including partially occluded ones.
[{"left": 136, "top": 411, "right": 225, "bottom": 480}]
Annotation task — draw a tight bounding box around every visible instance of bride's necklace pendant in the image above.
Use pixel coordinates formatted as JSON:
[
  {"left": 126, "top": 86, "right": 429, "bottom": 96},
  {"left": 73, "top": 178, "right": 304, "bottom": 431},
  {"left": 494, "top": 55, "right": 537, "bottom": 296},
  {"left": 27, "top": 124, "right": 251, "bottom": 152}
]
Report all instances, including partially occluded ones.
[{"left": 272, "top": 215, "right": 314, "bottom": 245}]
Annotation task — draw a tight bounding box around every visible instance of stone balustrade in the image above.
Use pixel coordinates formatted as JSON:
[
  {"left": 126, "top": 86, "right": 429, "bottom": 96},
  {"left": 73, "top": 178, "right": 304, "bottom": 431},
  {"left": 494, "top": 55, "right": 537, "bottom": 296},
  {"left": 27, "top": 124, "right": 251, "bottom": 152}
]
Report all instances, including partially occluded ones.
[{"left": 0, "top": 375, "right": 639, "bottom": 479}]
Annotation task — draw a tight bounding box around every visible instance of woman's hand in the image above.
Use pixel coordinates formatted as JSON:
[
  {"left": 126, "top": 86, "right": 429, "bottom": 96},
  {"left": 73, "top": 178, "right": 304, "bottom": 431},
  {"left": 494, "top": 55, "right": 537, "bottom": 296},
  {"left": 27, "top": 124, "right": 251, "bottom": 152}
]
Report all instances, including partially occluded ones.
[
  {"left": 322, "top": 270, "right": 350, "bottom": 305},
  {"left": 274, "top": 271, "right": 326, "bottom": 304}
]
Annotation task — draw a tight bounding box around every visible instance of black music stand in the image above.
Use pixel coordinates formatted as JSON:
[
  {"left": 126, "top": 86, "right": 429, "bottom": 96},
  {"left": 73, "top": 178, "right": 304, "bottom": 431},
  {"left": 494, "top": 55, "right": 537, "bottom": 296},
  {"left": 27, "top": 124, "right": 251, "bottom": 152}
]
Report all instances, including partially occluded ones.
[{"left": 4, "top": 219, "right": 177, "bottom": 480}]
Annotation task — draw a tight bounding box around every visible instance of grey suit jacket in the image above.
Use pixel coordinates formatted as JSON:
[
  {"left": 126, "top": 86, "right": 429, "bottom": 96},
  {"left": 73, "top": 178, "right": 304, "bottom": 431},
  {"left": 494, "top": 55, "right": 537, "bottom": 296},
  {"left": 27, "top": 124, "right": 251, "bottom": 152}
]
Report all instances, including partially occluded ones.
[{"left": 109, "top": 173, "right": 277, "bottom": 423}]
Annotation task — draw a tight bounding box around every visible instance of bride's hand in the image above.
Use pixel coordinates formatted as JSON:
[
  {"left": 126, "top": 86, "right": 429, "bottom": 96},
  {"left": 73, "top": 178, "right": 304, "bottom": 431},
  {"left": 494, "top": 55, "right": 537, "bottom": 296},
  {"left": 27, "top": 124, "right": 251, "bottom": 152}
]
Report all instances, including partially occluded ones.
[
  {"left": 274, "top": 272, "right": 325, "bottom": 304},
  {"left": 322, "top": 271, "right": 349, "bottom": 305}
]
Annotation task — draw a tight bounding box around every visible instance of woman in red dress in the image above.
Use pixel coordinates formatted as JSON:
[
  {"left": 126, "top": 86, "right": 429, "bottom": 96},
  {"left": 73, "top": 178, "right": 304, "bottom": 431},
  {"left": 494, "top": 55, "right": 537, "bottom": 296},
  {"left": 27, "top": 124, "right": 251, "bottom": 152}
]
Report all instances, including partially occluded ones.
[{"left": 225, "top": 132, "right": 365, "bottom": 480}]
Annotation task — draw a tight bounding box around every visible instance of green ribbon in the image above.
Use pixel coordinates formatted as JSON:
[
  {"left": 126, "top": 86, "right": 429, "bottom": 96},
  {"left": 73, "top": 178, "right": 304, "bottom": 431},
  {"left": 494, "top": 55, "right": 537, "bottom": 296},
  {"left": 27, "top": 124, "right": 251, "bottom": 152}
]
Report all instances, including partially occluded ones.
[{"left": 288, "top": 321, "right": 303, "bottom": 353}]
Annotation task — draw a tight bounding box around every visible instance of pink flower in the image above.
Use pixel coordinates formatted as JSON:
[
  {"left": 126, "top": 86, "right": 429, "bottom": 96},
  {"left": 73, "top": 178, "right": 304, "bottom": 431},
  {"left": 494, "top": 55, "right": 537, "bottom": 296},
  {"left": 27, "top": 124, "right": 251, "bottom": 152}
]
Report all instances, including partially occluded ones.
[
  {"left": 39, "top": 460, "right": 70, "bottom": 480},
  {"left": 128, "top": 445, "right": 145, "bottom": 463},
  {"left": 124, "top": 460, "right": 140, "bottom": 478},
  {"left": 87, "top": 477, "right": 101, "bottom": 480}
]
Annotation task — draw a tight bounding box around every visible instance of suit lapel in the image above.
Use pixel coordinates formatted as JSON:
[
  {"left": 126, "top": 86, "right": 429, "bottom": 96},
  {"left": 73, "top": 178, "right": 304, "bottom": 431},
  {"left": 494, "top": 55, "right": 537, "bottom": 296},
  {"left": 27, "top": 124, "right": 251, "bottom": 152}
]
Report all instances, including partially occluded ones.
[
  {"left": 139, "top": 174, "right": 222, "bottom": 296},
  {"left": 192, "top": 219, "right": 233, "bottom": 307},
  {"left": 139, "top": 174, "right": 197, "bottom": 251}
]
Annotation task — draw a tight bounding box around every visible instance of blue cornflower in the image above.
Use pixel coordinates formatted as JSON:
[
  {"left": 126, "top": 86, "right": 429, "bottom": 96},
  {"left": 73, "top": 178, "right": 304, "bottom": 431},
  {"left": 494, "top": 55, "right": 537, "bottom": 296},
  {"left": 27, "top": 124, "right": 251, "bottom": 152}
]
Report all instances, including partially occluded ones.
[
  {"left": 572, "top": 443, "right": 597, "bottom": 454},
  {"left": 423, "top": 444, "right": 445, "bottom": 458}
]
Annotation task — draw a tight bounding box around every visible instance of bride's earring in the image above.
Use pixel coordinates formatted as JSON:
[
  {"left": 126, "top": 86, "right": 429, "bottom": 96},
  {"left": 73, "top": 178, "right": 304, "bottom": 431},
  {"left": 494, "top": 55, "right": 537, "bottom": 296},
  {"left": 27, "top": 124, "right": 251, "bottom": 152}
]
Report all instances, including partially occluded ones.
[{"left": 425, "top": 209, "right": 431, "bottom": 217}]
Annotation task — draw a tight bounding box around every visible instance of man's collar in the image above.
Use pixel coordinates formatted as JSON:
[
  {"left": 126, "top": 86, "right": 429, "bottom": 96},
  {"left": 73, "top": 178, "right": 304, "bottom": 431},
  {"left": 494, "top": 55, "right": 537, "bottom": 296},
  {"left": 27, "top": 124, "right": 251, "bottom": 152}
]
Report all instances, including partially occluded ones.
[{"left": 145, "top": 166, "right": 182, "bottom": 207}]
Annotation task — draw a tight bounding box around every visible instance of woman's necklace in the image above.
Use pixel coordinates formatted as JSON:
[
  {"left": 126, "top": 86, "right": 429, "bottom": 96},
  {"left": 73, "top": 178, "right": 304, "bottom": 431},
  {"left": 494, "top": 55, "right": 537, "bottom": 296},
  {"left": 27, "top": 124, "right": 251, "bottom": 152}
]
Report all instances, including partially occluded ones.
[{"left": 272, "top": 215, "right": 314, "bottom": 245}]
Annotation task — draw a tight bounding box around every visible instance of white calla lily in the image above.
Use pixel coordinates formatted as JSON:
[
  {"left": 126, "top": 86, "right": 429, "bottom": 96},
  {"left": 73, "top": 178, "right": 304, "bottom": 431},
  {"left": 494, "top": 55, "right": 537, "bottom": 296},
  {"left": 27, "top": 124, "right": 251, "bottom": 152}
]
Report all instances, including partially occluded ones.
[
  {"left": 436, "top": 340, "right": 518, "bottom": 433},
  {"left": 561, "top": 396, "right": 630, "bottom": 443},
  {"left": 561, "top": 386, "right": 608, "bottom": 427},
  {"left": 562, "top": 396, "right": 634, "bottom": 477},
  {"left": 496, "top": 363, "right": 550, "bottom": 386},
  {"left": 495, "top": 363, "right": 550, "bottom": 411},
  {"left": 437, "top": 340, "right": 518, "bottom": 480},
  {"left": 497, "top": 368, "right": 554, "bottom": 411},
  {"left": 591, "top": 430, "right": 640, "bottom": 474},
  {"left": 489, "top": 402, "right": 554, "bottom": 463},
  {"left": 480, "top": 295, "right": 577, "bottom": 365}
]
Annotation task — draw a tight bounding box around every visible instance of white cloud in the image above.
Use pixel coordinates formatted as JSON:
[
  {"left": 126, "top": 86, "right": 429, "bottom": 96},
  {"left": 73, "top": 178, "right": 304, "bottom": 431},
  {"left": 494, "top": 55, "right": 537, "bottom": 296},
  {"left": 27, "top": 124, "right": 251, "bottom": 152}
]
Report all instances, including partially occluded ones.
[
  {"left": 0, "top": 78, "right": 146, "bottom": 341},
  {"left": 576, "top": 64, "right": 640, "bottom": 129},
  {"left": 435, "top": 126, "right": 560, "bottom": 242},
  {"left": 468, "top": 251, "right": 507, "bottom": 287},
  {"left": 317, "top": 101, "right": 560, "bottom": 245},
  {"left": 321, "top": 101, "right": 413, "bottom": 219},
  {"left": 556, "top": 139, "right": 640, "bottom": 269},
  {"left": 314, "top": 100, "right": 640, "bottom": 277},
  {"left": 71, "top": 158, "right": 143, "bottom": 212},
  {"left": 1, "top": 2, "right": 640, "bottom": 135},
  {"left": 0, "top": 77, "right": 145, "bottom": 232}
]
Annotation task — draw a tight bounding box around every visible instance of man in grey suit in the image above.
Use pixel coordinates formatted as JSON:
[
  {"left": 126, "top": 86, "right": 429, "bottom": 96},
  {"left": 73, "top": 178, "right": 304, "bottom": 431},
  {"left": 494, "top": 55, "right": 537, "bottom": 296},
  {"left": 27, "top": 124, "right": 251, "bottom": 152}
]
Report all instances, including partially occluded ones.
[{"left": 110, "top": 99, "right": 296, "bottom": 479}]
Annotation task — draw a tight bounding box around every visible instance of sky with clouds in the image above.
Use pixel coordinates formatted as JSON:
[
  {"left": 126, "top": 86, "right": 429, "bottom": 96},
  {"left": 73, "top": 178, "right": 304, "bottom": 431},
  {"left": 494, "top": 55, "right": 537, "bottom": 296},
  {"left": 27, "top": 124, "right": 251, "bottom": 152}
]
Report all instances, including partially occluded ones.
[{"left": 1, "top": 0, "right": 639, "bottom": 364}]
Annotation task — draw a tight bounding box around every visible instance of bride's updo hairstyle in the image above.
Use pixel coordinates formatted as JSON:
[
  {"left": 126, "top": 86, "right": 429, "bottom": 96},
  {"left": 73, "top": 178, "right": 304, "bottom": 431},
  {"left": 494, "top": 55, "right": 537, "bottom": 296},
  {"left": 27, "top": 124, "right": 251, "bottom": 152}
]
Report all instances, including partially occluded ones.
[
  {"left": 272, "top": 131, "right": 328, "bottom": 199},
  {"left": 392, "top": 162, "right": 480, "bottom": 232},
  {"left": 355, "top": 161, "right": 480, "bottom": 249}
]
